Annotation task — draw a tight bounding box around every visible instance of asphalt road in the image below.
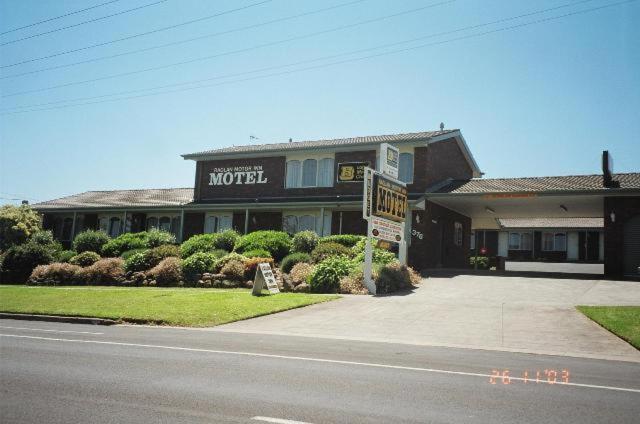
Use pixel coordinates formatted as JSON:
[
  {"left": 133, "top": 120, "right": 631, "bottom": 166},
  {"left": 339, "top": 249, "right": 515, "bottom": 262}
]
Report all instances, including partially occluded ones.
[{"left": 1, "top": 319, "right": 639, "bottom": 424}]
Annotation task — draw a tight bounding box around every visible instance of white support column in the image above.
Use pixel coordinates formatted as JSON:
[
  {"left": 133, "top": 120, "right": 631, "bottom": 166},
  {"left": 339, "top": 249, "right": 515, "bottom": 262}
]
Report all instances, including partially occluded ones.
[
  {"left": 179, "top": 209, "right": 185, "bottom": 242},
  {"left": 319, "top": 207, "right": 325, "bottom": 236},
  {"left": 339, "top": 211, "right": 343, "bottom": 234},
  {"left": 70, "top": 211, "right": 77, "bottom": 241},
  {"left": 399, "top": 206, "right": 410, "bottom": 266},
  {"left": 363, "top": 231, "right": 376, "bottom": 295},
  {"left": 122, "top": 210, "right": 127, "bottom": 235}
]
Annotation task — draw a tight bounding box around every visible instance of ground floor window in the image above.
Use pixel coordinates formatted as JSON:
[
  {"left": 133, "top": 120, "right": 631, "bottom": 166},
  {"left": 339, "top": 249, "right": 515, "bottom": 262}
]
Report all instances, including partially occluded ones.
[
  {"left": 509, "top": 232, "right": 532, "bottom": 250},
  {"left": 542, "top": 232, "right": 566, "bottom": 251},
  {"left": 146, "top": 214, "right": 181, "bottom": 237},
  {"left": 204, "top": 214, "right": 232, "bottom": 234},
  {"left": 283, "top": 214, "right": 316, "bottom": 234},
  {"left": 108, "top": 217, "right": 121, "bottom": 238}
]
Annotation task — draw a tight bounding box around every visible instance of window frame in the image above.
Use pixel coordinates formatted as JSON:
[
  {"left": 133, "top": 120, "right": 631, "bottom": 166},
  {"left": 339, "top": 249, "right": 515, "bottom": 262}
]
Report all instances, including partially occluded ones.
[
  {"left": 285, "top": 155, "right": 334, "bottom": 189},
  {"left": 542, "top": 231, "right": 567, "bottom": 251}
]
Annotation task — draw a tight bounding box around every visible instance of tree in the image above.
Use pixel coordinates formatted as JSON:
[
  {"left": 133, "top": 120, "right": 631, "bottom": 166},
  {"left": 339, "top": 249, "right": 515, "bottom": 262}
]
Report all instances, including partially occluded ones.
[{"left": 0, "top": 205, "right": 42, "bottom": 250}]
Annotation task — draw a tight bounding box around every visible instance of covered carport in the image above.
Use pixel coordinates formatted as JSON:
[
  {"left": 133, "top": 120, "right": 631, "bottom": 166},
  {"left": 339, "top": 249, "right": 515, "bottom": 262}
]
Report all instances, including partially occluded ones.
[{"left": 424, "top": 173, "right": 640, "bottom": 279}]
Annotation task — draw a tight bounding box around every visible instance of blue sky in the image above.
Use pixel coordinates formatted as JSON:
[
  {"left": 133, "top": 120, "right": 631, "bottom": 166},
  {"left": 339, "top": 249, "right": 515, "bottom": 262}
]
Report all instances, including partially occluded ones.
[{"left": 1, "top": 0, "right": 638, "bottom": 205}]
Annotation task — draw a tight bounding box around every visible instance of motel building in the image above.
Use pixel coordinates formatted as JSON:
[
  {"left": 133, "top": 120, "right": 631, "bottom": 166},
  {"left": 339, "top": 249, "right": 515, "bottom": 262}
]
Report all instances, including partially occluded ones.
[{"left": 31, "top": 129, "right": 640, "bottom": 279}]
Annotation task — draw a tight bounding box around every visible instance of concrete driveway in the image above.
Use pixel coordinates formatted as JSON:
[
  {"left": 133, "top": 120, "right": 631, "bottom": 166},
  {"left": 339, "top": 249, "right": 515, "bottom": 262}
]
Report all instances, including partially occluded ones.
[{"left": 215, "top": 274, "right": 640, "bottom": 362}]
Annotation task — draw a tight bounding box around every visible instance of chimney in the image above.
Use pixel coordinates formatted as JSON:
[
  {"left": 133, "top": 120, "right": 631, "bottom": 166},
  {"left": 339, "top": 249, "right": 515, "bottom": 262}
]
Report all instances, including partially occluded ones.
[
  {"left": 289, "top": 138, "right": 292, "bottom": 143},
  {"left": 602, "top": 150, "right": 620, "bottom": 188},
  {"left": 21, "top": 200, "right": 29, "bottom": 205},
  {"left": 439, "top": 122, "right": 444, "bottom": 131}
]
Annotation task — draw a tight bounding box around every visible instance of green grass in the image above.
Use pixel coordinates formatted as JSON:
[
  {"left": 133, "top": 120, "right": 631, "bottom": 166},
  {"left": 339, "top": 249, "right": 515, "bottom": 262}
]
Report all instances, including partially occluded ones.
[
  {"left": 577, "top": 306, "right": 640, "bottom": 350},
  {"left": 0, "top": 286, "right": 338, "bottom": 327}
]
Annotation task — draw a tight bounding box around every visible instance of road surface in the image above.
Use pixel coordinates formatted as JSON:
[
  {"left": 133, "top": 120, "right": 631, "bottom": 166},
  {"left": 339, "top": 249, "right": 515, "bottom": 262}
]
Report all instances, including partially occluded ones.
[{"left": 1, "top": 319, "right": 638, "bottom": 423}]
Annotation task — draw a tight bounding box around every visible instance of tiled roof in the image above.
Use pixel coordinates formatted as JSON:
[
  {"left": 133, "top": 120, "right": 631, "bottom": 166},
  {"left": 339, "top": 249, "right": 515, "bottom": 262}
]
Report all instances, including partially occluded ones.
[
  {"left": 498, "top": 218, "right": 603, "bottom": 229},
  {"left": 432, "top": 173, "right": 640, "bottom": 194},
  {"left": 32, "top": 188, "right": 193, "bottom": 210},
  {"left": 183, "top": 129, "right": 458, "bottom": 158}
]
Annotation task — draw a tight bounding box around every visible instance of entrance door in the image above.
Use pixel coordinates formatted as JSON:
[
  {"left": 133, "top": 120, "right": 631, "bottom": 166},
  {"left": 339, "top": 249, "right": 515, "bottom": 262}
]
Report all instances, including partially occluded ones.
[
  {"left": 623, "top": 214, "right": 640, "bottom": 276},
  {"left": 586, "top": 231, "right": 600, "bottom": 261}
]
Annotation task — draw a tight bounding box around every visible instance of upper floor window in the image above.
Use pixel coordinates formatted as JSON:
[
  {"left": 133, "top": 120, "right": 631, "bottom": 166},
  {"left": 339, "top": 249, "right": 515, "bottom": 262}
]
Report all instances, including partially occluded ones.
[
  {"left": 286, "top": 157, "right": 334, "bottom": 188},
  {"left": 398, "top": 152, "right": 414, "bottom": 183}
]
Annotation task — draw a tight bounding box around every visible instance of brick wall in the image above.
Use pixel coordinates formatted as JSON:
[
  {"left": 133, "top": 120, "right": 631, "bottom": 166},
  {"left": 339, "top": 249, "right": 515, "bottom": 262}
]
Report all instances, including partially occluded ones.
[
  {"left": 409, "top": 201, "right": 471, "bottom": 270},
  {"left": 604, "top": 196, "right": 640, "bottom": 278}
]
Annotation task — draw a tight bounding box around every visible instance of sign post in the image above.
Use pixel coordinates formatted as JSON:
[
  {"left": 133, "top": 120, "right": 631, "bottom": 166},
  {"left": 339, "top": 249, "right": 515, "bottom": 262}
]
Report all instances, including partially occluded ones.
[
  {"left": 361, "top": 146, "right": 408, "bottom": 294},
  {"left": 251, "top": 263, "right": 280, "bottom": 295}
]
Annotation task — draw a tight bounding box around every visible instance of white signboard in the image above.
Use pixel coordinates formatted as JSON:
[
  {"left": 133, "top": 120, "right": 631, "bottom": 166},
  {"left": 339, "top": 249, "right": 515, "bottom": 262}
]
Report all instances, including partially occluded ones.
[
  {"left": 251, "top": 263, "right": 280, "bottom": 295},
  {"left": 371, "top": 216, "right": 404, "bottom": 243},
  {"left": 380, "top": 143, "right": 399, "bottom": 179}
]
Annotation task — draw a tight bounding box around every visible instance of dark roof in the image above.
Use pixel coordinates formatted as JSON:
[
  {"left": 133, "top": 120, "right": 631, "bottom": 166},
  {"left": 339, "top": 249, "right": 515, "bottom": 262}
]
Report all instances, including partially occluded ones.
[
  {"left": 183, "top": 129, "right": 459, "bottom": 158},
  {"left": 497, "top": 218, "right": 603, "bottom": 229},
  {"left": 32, "top": 188, "right": 193, "bottom": 210},
  {"left": 432, "top": 173, "right": 640, "bottom": 194}
]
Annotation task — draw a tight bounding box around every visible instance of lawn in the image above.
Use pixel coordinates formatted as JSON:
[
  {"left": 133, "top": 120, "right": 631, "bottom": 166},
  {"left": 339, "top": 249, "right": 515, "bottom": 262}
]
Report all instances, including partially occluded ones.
[
  {"left": 577, "top": 306, "right": 640, "bottom": 350},
  {"left": 0, "top": 286, "right": 338, "bottom": 327}
]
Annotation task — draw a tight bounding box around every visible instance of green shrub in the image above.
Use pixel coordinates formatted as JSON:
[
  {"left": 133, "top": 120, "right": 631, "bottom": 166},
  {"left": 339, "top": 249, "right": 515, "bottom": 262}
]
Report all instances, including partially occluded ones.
[
  {"left": 215, "top": 229, "right": 240, "bottom": 252},
  {"left": 121, "top": 248, "right": 149, "bottom": 260},
  {"left": 292, "top": 230, "right": 319, "bottom": 253},
  {"left": 375, "top": 262, "right": 420, "bottom": 294},
  {"left": 242, "top": 249, "right": 272, "bottom": 259},
  {"left": 220, "top": 259, "right": 246, "bottom": 280},
  {"left": 101, "top": 232, "right": 148, "bottom": 257},
  {"left": 234, "top": 231, "right": 291, "bottom": 261},
  {"left": 124, "top": 252, "right": 150, "bottom": 273},
  {"left": 243, "top": 257, "right": 275, "bottom": 280},
  {"left": 76, "top": 258, "right": 125, "bottom": 285},
  {"left": 146, "top": 229, "right": 176, "bottom": 248},
  {"left": 69, "top": 251, "right": 101, "bottom": 267},
  {"left": 72, "top": 230, "right": 110, "bottom": 254},
  {"left": 213, "top": 252, "right": 247, "bottom": 273},
  {"left": 147, "top": 257, "right": 182, "bottom": 286},
  {"left": 320, "top": 234, "right": 364, "bottom": 248},
  {"left": 309, "top": 256, "right": 353, "bottom": 293},
  {"left": 1, "top": 242, "right": 54, "bottom": 283},
  {"left": 30, "top": 230, "right": 63, "bottom": 256},
  {"left": 352, "top": 248, "right": 396, "bottom": 267},
  {"left": 311, "top": 242, "right": 352, "bottom": 263},
  {"left": 290, "top": 262, "right": 314, "bottom": 286},
  {"left": 56, "top": 250, "right": 77, "bottom": 263},
  {"left": 181, "top": 252, "right": 219, "bottom": 276},
  {"left": 180, "top": 234, "right": 218, "bottom": 258},
  {"left": 0, "top": 204, "right": 42, "bottom": 250},
  {"left": 470, "top": 256, "right": 490, "bottom": 269},
  {"left": 280, "top": 252, "right": 311, "bottom": 274},
  {"left": 29, "top": 262, "right": 82, "bottom": 286},
  {"left": 144, "top": 244, "right": 180, "bottom": 268}
]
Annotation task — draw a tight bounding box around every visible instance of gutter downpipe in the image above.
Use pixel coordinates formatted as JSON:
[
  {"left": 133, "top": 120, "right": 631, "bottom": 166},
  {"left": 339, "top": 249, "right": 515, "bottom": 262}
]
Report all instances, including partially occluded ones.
[{"left": 244, "top": 209, "right": 249, "bottom": 235}]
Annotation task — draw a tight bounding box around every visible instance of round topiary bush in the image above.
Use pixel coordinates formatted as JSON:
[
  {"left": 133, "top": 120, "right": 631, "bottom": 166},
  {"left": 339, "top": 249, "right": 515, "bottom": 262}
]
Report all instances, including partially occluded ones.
[
  {"left": 213, "top": 252, "right": 247, "bottom": 273},
  {"left": 144, "top": 244, "right": 181, "bottom": 268},
  {"left": 123, "top": 252, "right": 150, "bottom": 273},
  {"left": 180, "top": 234, "right": 219, "bottom": 258},
  {"left": 308, "top": 256, "right": 353, "bottom": 293},
  {"left": 69, "top": 251, "right": 101, "bottom": 267},
  {"left": 180, "top": 252, "right": 219, "bottom": 276},
  {"left": 242, "top": 249, "right": 272, "bottom": 259},
  {"left": 147, "top": 257, "right": 183, "bottom": 287},
  {"left": 292, "top": 230, "right": 319, "bottom": 254},
  {"left": 310, "top": 242, "right": 352, "bottom": 263},
  {"left": 101, "top": 232, "right": 147, "bottom": 257},
  {"left": 73, "top": 230, "right": 110, "bottom": 254},
  {"left": 214, "top": 229, "right": 240, "bottom": 252},
  {"left": 280, "top": 252, "right": 311, "bottom": 274},
  {"left": 234, "top": 231, "right": 292, "bottom": 261},
  {"left": 56, "top": 250, "right": 77, "bottom": 263},
  {"left": 146, "top": 229, "right": 176, "bottom": 248}
]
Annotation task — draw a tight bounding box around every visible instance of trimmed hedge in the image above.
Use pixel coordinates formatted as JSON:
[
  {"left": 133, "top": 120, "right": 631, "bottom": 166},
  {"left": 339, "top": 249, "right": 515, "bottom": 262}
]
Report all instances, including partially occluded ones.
[
  {"left": 101, "top": 233, "right": 148, "bottom": 257},
  {"left": 29, "top": 263, "right": 82, "bottom": 286},
  {"left": 76, "top": 258, "right": 125, "bottom": 285},
  {"left": 1, "top": 242, "right": 55, "bottom": 283},
  {"left": 319, "top": 234, "right": 364, "bottom": 248},
  {"left": 281, "top": 252, "right": 311, "bottom": 274},
  {"left": 73, "top": 230, "right": 110, "bottom": 254},
  {"left": 311, "top": 242, "right": 352, "bottom": 263},
  {"left": 234, "top": 231, "right": 291, "bottom": 261},
  {"left": 69, "top": 251, "right": 101, "bottom": 267},
  {"left": 292, "top": 231, "right": 319, "bottom": 254},
  {"left": 309, "top": 256, "right": 353, "bottom": 293},
  {"left": 56, "top": 250, "right": 77, "bottom": 263},
  {"left": 146, "top": 229, "right": 176, "bottom": 248},
  {"left": 180, "top": 252, "right": 219, "bottom": 276},
  {"left": 242, "top": 249, "right": 272, "bottom": 259}
]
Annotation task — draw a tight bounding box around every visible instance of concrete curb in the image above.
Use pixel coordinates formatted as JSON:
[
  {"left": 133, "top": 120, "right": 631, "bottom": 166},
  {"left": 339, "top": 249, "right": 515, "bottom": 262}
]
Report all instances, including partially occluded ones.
[{"left": 0, "top": 313, "right": 117, "bottom": 326}]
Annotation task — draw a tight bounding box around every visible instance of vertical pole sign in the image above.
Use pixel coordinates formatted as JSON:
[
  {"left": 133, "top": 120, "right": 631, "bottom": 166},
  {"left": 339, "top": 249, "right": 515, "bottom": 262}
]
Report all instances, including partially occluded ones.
[{"left": 362, "top": 143, "right": 408, "bottom": 294}]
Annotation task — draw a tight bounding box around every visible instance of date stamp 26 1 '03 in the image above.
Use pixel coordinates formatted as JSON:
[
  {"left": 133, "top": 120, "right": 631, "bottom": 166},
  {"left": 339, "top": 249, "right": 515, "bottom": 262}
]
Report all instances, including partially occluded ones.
[{"left": 489, "top": 369, "right": 570, "bottom": 385}]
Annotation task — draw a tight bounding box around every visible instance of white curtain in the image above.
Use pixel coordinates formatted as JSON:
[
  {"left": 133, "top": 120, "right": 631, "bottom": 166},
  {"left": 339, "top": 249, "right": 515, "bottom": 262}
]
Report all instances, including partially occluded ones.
[
  {"left": 286, "top": 160, "right": 301, "bottom": 188},
  {"left": 298, "top": 215, "right": 316, "bottom": 232},
  {"left": 317, "top": 158, "right": 334, "bottom": 187},
  {"left": 204, "top": 216, "right": 217, "bottom": 234},
  {"left": 218, "top": 216, "right": 232, "bottom": 232},
  {"left": 302, "top": 159, "right": 317, "bottom": 187},
  {"left": 399, "top": 152, "right": 414, "bottom": 183},
  {"left": 283, "top": 215, "right": 298, "bottom": 234},
  {"left": 159, "top": 217, "right": 171, "bottom": 232}
]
